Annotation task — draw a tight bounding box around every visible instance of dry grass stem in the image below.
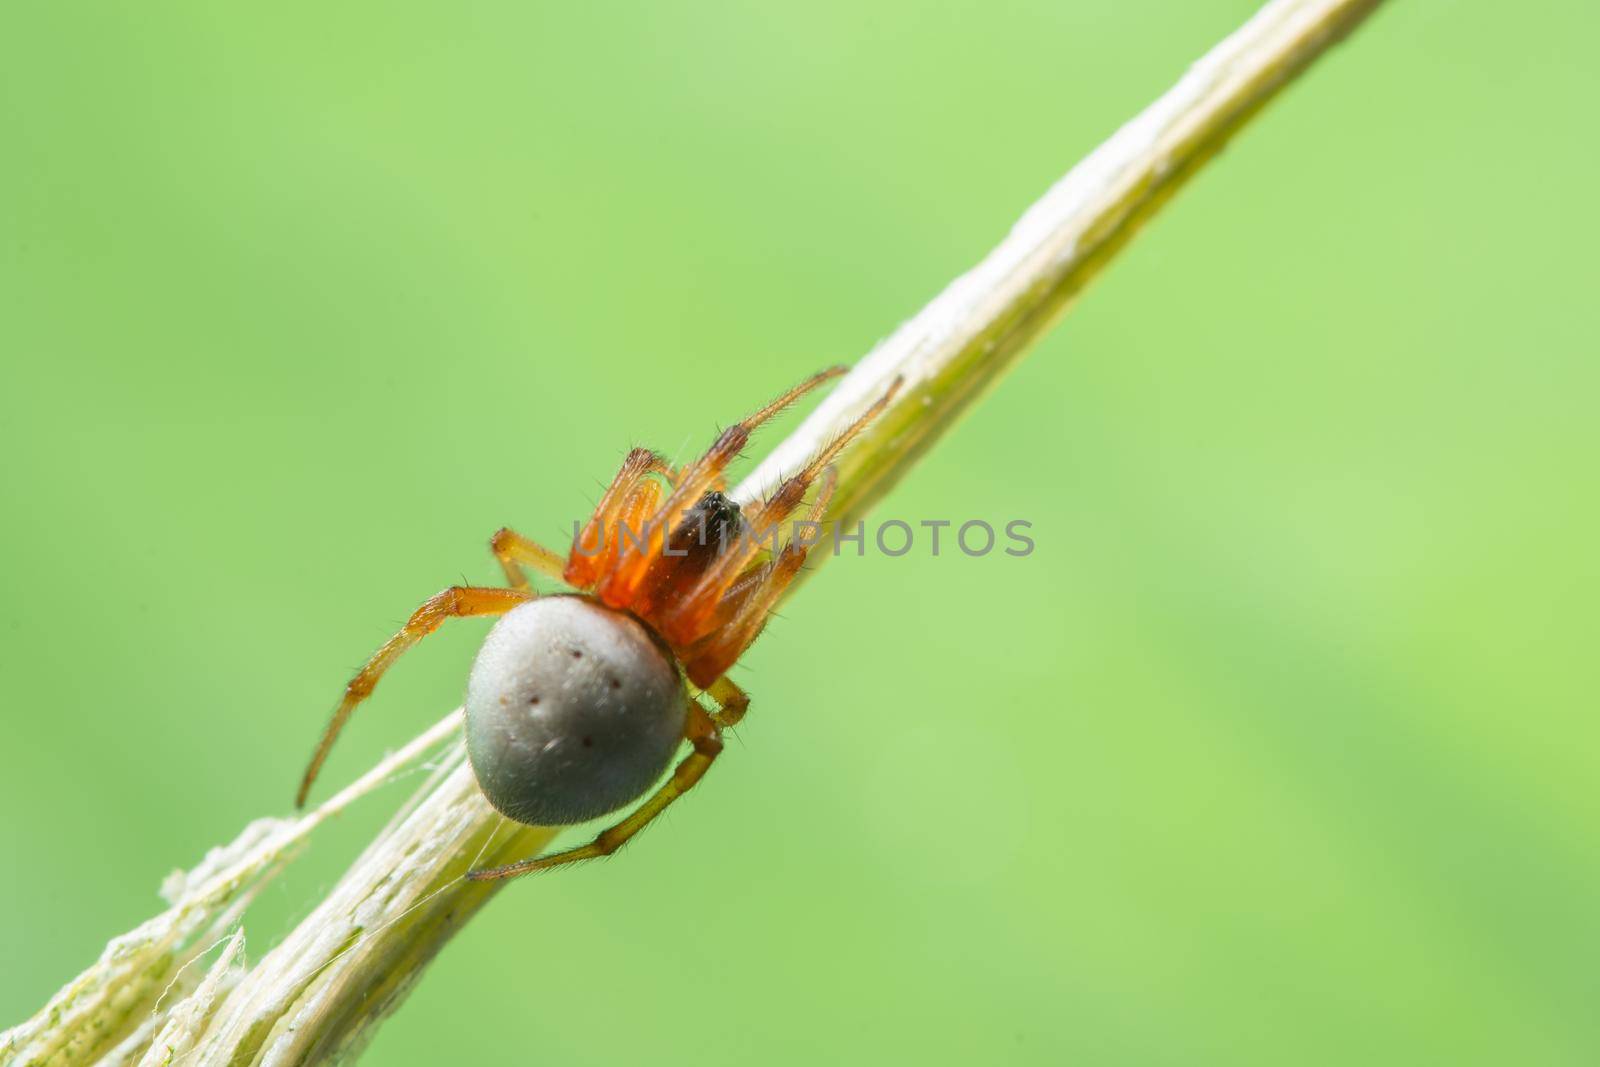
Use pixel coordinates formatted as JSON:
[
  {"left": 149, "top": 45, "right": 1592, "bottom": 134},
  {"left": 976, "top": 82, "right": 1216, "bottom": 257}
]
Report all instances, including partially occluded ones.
[{"left": 2, "top": 2, "right": 1388, "bottom": 1062}]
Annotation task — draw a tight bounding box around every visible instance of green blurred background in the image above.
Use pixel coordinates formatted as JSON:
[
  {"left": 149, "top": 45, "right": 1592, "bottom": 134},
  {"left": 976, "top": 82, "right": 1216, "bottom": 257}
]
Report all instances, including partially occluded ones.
[{"left": 4, "top": 1, "right": 1598, "bottom": 1063}]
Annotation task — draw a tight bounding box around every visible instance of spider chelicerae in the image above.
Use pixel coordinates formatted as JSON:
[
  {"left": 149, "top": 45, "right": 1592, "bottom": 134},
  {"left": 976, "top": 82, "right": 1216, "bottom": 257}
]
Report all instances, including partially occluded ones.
[{"left": 295, "top": 367, "right": 897, "bottom": 880}]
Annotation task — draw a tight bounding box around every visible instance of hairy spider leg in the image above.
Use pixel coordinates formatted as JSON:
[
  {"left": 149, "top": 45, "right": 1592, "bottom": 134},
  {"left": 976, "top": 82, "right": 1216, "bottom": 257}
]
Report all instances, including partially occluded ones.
[
  {"left": 295, "top": 585, "right": 531, "bottom": 808},
  {"left": 659, "top": 378, "right": 898, "bottom": 647},
  {"left": 585, "top": 460, "right": 673, "bottom": 590},
  {"left": 701, "top": 673, "right": 751, "bottom": 729},
  {"left": 683, "top": 466, "right": 838, "bottom": 686},
  {"left": 490, "top": 527, "right": 569, "bottom": 592},
  {"left": 596, "top": 366, "right": 846, "bottom": 610},
  {"left": 642, "top": 560, "right": 769, "bottom": 667},
  {"left": 564, "top": 448, "right": 671, "bottom": 589}
]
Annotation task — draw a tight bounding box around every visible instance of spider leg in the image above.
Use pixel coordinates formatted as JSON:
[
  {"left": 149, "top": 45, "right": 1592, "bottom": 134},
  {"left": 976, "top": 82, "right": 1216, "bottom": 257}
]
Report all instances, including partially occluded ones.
[
  {"left": 564, "top": 448, "right": 671, "bottom": 590},
  {"left": 467, "top": 699, "right": 726, "bottom": 880},
  {"left": 683, "top": 467, "right": 838, "bottom": 686},
  {"left": 660, "top": 378, "right": 897, "bottom": 644},
  {"left": 702, "top": 674, "right": 750, "bottom": 729},
  {"left": 295, "top": 585, "right": 530, "bottom": 808},
  {"left": 489, "top": 527, "right": 567, "bottom": 592},
  {"left": 598, "top": 367, "right": 846, "bottom": 608}
]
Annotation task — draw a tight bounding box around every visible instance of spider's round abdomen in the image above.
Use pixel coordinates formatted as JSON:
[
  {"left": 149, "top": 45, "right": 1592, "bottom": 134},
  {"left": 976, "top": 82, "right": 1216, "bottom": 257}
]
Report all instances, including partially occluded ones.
[{"left": 464, "top": 596, "right": 686, "bottom": 826}]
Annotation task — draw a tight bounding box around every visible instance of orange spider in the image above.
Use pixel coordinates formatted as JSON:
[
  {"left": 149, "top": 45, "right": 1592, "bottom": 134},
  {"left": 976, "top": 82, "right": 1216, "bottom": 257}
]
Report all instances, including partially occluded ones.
[{"left": 295, "top": 368, "right": 897, "bottom": 880}]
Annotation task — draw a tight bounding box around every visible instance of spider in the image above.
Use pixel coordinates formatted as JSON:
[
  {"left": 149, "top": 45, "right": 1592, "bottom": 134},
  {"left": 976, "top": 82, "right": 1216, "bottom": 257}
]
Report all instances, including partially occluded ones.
[{"left": 295, "top": 367, "right": 897, "bottom": 880}]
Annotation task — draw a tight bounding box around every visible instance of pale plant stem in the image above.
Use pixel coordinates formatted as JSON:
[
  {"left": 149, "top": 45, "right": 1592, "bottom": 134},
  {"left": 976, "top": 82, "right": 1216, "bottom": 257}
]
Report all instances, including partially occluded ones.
[
  {"left": 737, "top": 0, "right": 1385, "bottom": 532},
  {"left": 1, "top": 1, "right": 1388, "bottom": 1063}
]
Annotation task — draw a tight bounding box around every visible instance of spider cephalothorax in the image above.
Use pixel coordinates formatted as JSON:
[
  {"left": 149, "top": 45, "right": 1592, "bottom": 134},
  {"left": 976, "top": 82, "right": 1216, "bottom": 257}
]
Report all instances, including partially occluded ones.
[{"left": 295, "top": 368, "right": 896, "bottom": 879}]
